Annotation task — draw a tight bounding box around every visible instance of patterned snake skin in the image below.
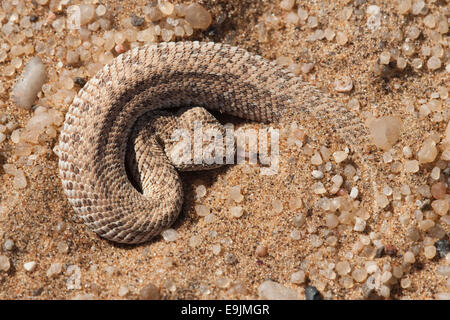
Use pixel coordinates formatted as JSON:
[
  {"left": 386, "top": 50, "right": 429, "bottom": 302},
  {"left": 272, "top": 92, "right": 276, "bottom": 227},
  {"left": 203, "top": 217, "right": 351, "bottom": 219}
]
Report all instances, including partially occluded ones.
[{"left": 58, "top": 41, "right": 374, "bottom": 244}]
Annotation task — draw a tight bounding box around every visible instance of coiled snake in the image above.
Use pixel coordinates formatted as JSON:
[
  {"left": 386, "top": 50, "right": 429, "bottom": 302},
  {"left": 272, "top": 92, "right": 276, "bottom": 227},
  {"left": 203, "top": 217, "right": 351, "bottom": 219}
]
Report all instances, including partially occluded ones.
[{"left": 58, "top": 41, "right": 374, "bottom": 244}]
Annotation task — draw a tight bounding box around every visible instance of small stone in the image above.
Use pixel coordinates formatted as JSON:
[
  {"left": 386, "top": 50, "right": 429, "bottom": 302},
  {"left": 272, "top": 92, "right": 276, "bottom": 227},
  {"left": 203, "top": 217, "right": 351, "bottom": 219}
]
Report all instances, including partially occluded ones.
[
  {"left": 230, "top": 206, "right": 243, "bottom": 218},
  {"left": 272, "top": 199, "right": 283, "bottom": 213},
  {"left": 13, "top": 57, "right": 46, "bottom": 109},
  {"left": 140, "top": 283, "right": 160, "bottom": 300},
  {"left": 312, "top": 170, "right": 323, "bottom": 179},
  {"left": 430, "top": 167, "right": 441, "bottom": 181},
  {"left": 397, "top": 0, "right": 412, "bottom": 15},
  {"left": 434, "top": 239, "right": 449, "bottom": 258},
  {"left": 293, "top": 214, "right": 306, "bottom": 227},
  {"left": 379, "top": 51, "right": 391, "bottom": 65},
  {"left": 336, "top": 32, "right": 348, "bottom": 45},
  {"left": 366, "top": 116, "right": 402, "bottom": 151},
  {"left": 118, "top": 285, "right": 129, "bottom": 297},
  {"left": 66, "top": 265, "right": 81, "bottom": 290},
  {"left": 24, "top": 261, "right": 37, "bottom": 272},
  {"left": 255, "top": 245, "right": 268, "bottom": 257},
  {"left": 162, "top": 229, "right": 178, "bottom": 242},
  {"left": 418, "top": 138, "right": 437, "bottom": 163},
  {"left": 184, "top": 3, "right": 212, "bottom": 30},
  {"left": 351, "top": 268, "right": 368, "bottom": 282},
  {"left": 279, "top": 0, "right": 295, "bottom": 10},
  {"left": 57, "top": 241, "right": 69, "bottom": 254},
  {"left": 431, "top": 200, "right": 449, "bottom": 216},
  {"left": 130, "top": 15, "right": 145, "bottom": 27},
  {"left": 290, "top": 270, "right": 305, "bottom": 284},
  {"left": 258, "top": 280, "right": 299, "bottom": 300},
  {"left": 404, "top": 251, "right": 415, "bottom": 264},
  {"left": 224, "top": 253, "right": 237, "bottom": 265},
  {"left": 305, "top": 286, "right": 322, "bottom": 300},
  {"left": 336, "top": 261, "right": 351, "bottom": 276},
  {"left": 0, "top": 255, "right": 10, "bottom": 272},
  {"left": 229, "top": 185, "right": 244, "bottom": 203},
  {"left": 47, "top": 263, "right": 62, "bottom": 278},
  {"left": 405, "top": 160, "right": 419, "bottom": 173},
  {"left": 326, "top": 214, "right": 339, "bottom": 228},
  {"left": 424, "top": 245, "right": 436, "bottom": 259},
  {"left": 211, "top": 244, "right": 222, "bottom": 255},
  {"left": 312, "top": 182, "right": 326, "bottom": 194},
  {"left": 334, "top": 76, "right": 353, "bottom": 92},
  {"left": 290, "top": 230, "right": 301, "bottom": 240},
  {"left": 427, "top": 56, "right": 441, "bottom": 70},
  {"left": 3, "top": 239, "right": 14, "bottom": 251},
  {"left": 354, "top": 218, "right": 366, "bottom": 232},
  {"left": 74, "top": 77, "right": 86, "bottom": 87},
  {"left": 333, "top": 151, "right": 348, "bottom": 163},
  {"left": 195, "top": 205, "right": 210, "bottom": 217},
  {"left": 301, "top": 63, "right": 314, "bottom": 74},
  {"left": 375, "top": 193, "right": 390, "bottom": 209},
  {"left": 288, "top": 197, "right": 302, "bottom": 210}
]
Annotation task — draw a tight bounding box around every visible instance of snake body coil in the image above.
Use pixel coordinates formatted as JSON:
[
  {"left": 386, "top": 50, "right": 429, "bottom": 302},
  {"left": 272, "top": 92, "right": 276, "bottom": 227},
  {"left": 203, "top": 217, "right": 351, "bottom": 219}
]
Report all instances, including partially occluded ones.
[{"left": 58, "top": 41, "right": 372, "bottom": 244}]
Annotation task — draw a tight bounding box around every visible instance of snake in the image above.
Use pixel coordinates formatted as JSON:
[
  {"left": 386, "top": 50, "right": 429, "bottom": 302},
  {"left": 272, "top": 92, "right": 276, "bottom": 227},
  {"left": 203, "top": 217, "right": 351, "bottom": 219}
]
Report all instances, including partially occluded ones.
[{"left": 58, "top": 41, "right": 375, "bottom": 244}]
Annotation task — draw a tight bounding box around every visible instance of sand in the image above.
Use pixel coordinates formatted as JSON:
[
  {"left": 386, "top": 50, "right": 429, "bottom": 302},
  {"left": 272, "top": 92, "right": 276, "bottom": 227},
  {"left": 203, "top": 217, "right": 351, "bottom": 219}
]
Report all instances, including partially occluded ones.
[{"left": 0, "top": 0, "right": 448, "bottom": 299}]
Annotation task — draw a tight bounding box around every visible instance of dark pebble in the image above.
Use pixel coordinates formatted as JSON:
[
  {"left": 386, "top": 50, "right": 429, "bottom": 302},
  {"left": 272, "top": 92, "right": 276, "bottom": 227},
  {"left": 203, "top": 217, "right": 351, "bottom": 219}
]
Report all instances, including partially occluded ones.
[
  {"left": 384, "top": 244, "right": 397, "bottom": 256},
  {"left": 434, "top": 239, "right": 449, "bottom": 258},
  {"left": 130, "top": 14, "right": 145, "bottom": 27},
  {"left": 305, "top": 286, "right": 322, "bottom": 300},
  {"left": 74, "top": 77, "right": 87, "bottom": 87},
  {"left": 30, "top": 15, "right": 38, "bottom": 22},
  {"left": 375, "top": 247, "right": 385, "bottom": 258}
]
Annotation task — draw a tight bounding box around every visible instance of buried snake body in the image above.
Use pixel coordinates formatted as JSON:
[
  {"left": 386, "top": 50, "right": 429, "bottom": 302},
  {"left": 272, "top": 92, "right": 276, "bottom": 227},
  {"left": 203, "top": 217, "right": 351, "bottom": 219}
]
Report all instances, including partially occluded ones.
[{"left": 58, "top": 41, "right": 375, "bottom": 244}]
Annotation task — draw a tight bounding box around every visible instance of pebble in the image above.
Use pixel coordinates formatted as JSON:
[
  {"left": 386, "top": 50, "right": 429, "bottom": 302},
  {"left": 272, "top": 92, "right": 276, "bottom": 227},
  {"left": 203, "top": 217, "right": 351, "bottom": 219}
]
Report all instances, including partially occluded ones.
[
  {"left": 423, "top": 245, "right": 436, "bottom": 259},
  {"left": 13, "top": 57, "right": 46, "bottom": 109},
  {"left": 351, "top": 268, "right": 368, "bottom": 282},
  {"left": 280, "top": 0, "right": 295, "bottom": 10},
  {"left": 334, "top": 76, "right": 353, "bottom": 92},
  {"left": 434, "top": 239, "right": 449, "bottom": 258},
  {"left": 140, "top": 283, "right": 161, "bottom": 300},
  {"left": 293, "top": 214, "right": 306, "bottom": 227},
  {"left": 0, "top": 255, "right": 10, "bottom": 272},
  {"left": 431, "top": 200, "right": 449, "bottom": 216},
  {"left": 255, "top": 245, "right": 268, "bottom": 257},
  {"left": 3, "top": 239, "right": 14, "bottom": 251},
  {"left": 184, "top": 3, "right": 212, "bottom": 30},
  {"left": 230, "top": 206, "right": 243, "bottom": 218},
  {"left": 66, "top": 265, "right": 81, "bottom": 290},
  {"left": 418, "top": 138, "right": 437, "bottom": 163},
  {"left": 427, "top": 56, "right": 441, "bottom": 70},
  {"left": 404, "top": 251, "right": 415, "bottom": 264},
  {"left": 224, "top": 253, "right": 237, "bottom": 265},
  {"left": 305, "top": 286, "right": 322, "bottom": 300},
  {"left": 162, "top": 229, "right": 178, "bottom": 242},
  {"left": 258, "top": 280, "right": 299, "bottom": 300},
  {"left": 195, "top": 204, "right": 210, "bottom": 217},
  {"left": 130, "top": 15, "right": 145, "bottom": 27},
  {"left": 24, "top": 261, "right": 37, "bottom": 272},
  {"left": 118, "top": 285, "right": 129, "bottom": 297},
  {"left": 212, "top": 244, "right": 222, "bottom": 255},
  {"left": 290, "top": 270, "right": 305, "bottom": 284},
  {"left": 272, "top": 199, "right": 283, "bottom": 213},
  {"left": 336, "top": 261, "right": 351, "bottom": 276},
  {"left": 46, "top": 262, "right": 62, "bottom": 278},
  {"left": 366, "top": 116, "right": 402, "bottom": 150},
  {"left": 405, "top": 160, "right": 419, "bottom": 173},
  {"left": 229, "top": 185, "right": 244, "bottom": 202}
]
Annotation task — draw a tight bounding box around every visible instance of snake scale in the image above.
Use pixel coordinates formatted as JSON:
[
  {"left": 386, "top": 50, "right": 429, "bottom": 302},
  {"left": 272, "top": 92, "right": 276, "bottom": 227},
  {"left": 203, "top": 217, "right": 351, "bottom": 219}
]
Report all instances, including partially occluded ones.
[{"left": 58, "top": 41, "right": 374, "bottom": 244}]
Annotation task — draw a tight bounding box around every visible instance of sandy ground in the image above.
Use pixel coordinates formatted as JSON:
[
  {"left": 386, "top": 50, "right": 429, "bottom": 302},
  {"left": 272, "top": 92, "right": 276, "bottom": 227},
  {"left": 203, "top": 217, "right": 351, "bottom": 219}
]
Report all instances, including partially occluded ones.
[{"left": 0, "top": 0, "right": 448, "bottom": 299}]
